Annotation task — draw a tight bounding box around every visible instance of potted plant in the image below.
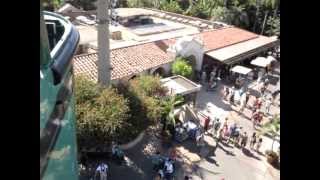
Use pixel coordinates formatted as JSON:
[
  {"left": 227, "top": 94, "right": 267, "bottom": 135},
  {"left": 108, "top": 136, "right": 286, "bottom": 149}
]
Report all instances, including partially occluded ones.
[{"left": 265, "top": 150, "right": 279, "bottom": 165}]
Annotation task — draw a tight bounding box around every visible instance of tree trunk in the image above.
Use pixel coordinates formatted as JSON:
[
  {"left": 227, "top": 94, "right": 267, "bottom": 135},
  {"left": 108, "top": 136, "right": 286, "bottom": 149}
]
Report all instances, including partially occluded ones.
[
  {"left": 273, "top": 0, "right": 279, "bottom": 18},
  {"left": 260, "top": 11, "right": 268, "bottom": 35},
  {"left": 253, "top": 0, "right": 260, "bottom": 32}
]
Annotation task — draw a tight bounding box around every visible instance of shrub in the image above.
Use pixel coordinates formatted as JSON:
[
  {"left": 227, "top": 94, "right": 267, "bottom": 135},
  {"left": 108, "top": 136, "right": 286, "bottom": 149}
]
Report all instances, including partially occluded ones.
[
  {"left": 172, "top": 57, "right": 193, "bottom": 78},
  {"left": 127, "top": 75, "right": 168, "bottom": 123},
  {"left": 160, "top": 0, "right": 183, "bottom": 14},
  {"left": 75, "top": 76, "right": 131, "bottom": 150},
  {"left": 75, "top": 75, "right": 99, "bottom": 105}
]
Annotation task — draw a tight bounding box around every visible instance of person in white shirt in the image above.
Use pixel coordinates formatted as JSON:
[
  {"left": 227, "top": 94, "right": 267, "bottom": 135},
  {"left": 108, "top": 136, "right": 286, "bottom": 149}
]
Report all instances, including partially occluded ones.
[
  {"left": 164, "top": 159, "right": 174, "bottom": 179},
  {"left": 265, "top": 97, "right": 272, "bottom": 115},
  {"left": 239, "top": 92, "right": 247, "bottom": 113},
  {"left": 95, "top": 162, "right": 108, "bottom": 180}
]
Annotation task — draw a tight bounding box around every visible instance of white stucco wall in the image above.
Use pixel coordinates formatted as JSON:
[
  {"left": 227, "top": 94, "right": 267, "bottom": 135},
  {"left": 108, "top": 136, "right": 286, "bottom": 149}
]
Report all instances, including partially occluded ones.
[
  {"left": 150, "top": 62, "right": 172, "bottom": 75},
  {"left": 169, "top": 36, "right": 205, "bottom": 71}
]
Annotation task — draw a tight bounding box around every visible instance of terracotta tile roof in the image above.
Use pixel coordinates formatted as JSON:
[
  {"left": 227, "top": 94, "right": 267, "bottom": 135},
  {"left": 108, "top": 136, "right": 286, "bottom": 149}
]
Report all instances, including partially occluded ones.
[
  {"left": 157, "top": 27, "right": 259, "bottom": 52},
  {"left": 198, "top": 27, "right": 259, "bottom": 52},
  {"left": 73, "top": 42, "right": 175, "bottom": 81},
  {"left": 73, "top": 27, "right": 261, "bottom": 82}
]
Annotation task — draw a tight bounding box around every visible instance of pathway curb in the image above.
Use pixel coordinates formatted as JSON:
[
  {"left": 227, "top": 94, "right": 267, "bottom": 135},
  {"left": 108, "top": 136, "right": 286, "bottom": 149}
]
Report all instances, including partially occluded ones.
[{"left": 119, "top": 131, "right": 145, "bottom": 150}]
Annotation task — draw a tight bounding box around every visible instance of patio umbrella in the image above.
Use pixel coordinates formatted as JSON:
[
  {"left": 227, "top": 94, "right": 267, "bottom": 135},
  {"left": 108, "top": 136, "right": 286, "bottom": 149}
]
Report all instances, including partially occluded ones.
[
  {"left": 231, "top": 65, "right": 252, "bottom": 75},
  {"left": 267, "top": 56, "right": 276, "bottom": 62},
  {"left": 251, "top": 57, "right": 270, "bottom": 67}
]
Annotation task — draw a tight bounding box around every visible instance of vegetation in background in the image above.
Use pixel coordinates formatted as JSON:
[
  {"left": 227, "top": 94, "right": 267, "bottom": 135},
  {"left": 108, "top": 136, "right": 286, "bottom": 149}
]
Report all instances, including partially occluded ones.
[
  {"left": 67, "top": 0, "right": 97, "bottom": 10},
  {"left": 266, "top": 16, "right": 280, "bottom": 37},
  {"left": 160, "top": 0, "right": 183, "bottom": 14},
  {"left": 43, "top": 0, "right": 64, "bottom": 11},
  {"left": 126, "top": 75, "right": 168, "bottom": 123},
  {"left": 127, "top": 0, "right": 157, "bottom": 8},
  {"left": 172, "top": 57, "right": 193, "bottom": 79},
  {"left": 66, "top": 0, "right": 280, "bottom": 37}
]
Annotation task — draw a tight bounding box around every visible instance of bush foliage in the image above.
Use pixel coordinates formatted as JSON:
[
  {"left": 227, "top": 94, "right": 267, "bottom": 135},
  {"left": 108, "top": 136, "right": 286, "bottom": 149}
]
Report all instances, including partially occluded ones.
[
  {"left": 172, "top": 57, "right": 193, "bottom": 78},
  {"left": 75, "top": 76, "right": 131, "bottom": 150},
  {"left": 126, "top": 75, "right": 168, "bottom": 123}
]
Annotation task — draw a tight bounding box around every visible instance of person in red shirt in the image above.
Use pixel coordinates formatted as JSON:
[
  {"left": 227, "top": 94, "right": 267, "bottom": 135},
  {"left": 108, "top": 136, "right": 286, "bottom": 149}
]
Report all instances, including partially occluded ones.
[{"left": 204, "top": 116, "right": 210, "bottom": 132}]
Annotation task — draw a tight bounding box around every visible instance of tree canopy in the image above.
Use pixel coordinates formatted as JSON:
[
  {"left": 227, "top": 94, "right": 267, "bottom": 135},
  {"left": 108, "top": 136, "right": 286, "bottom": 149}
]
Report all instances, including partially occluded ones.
[{"left": 75, "top": 76, "right": 131, "bottom": 149}]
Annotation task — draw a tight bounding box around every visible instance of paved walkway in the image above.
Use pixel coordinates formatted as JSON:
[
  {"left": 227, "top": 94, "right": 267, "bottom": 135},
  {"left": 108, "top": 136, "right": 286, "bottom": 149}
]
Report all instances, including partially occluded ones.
[{"left": 80, "top": 65, "right": 280, "bottom": 180}]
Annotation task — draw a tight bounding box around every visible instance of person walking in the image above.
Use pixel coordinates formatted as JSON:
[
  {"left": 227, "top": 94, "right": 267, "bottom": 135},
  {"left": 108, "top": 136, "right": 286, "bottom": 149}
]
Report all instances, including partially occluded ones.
[
  {"left": 201, "top": 71, "right": 207, "bottom": 84},
  {"left": 256, "top": 137, "right": 263, "bottom": 152},
  {"left": 264, "top": 97, "right": 272, "bottom": 116},
  {"left": 239, "top": 92, "right": 247, "bottom": 113},
  {"left": 250, "top": 132, "right": 257, "bottom": 150},
  {"left": 95, "top": 162, "right": 108, "bottom": 180},
  {"left": 245, "top": 92, "right": 250, "bottom": 108},
  {"left": 222, "top": 125, "right": 229, "bottom": 140},
  {"left": 229, "top": 87, "right": 235, "bottom": 104},
  {"left": 204, "top": 116, "right": 210, "bottom": 133},
  {"left": 252, "top": 111, "right": 263, "bottom": 128},
  {"left": 212, "top": 118, "right": 221, "bottom": 138},
  {"left": 253, "top": 97, "right": 262, "bottom": 112},
  {"left": 224, "top": 87, "right": 230, "bottom": 101},
  {"left": 210, "top": 69, "right": 216, "bottom": 83},
  {"left": 240, "top": 132, "right": 248, "bottom": 148}
]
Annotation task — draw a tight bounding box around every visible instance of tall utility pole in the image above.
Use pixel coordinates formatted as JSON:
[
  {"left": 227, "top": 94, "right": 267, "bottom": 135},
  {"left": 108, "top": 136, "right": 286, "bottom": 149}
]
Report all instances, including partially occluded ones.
[{"left": 97, "top": 0, "right": 110, "bottom": 86}]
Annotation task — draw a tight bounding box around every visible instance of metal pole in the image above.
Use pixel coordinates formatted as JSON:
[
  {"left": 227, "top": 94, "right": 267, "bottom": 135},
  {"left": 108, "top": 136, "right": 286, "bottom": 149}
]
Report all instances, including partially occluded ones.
[{"left": 97, "top": 0, "right": 110, "bottom": 86}]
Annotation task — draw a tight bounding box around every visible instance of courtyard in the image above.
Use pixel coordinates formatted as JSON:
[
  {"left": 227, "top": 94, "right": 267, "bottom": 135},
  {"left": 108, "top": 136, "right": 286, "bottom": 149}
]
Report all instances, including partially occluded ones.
[{"left": 79, "top": 61, "right": 280, "bottom": 180}]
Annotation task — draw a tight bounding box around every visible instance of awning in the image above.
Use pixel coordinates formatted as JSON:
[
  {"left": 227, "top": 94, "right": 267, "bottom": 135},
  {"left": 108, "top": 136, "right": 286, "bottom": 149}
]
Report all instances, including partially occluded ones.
[
  {"left": 205, "top": 35, "right": 279, "bottom": 65},
  {"left": 231, "top": 65, "right": 252, "bottom": 75},
  {"left": 251, "top": 56, "right": 274, "bottom": 67},
  {"left": 160, "top": 75, "right": 201, "bottom": 96}
]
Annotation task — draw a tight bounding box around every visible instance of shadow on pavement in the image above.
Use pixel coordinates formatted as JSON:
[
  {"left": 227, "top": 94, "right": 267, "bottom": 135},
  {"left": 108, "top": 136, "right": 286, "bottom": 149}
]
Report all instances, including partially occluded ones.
[
  {"left": 219, "top": 140, "right": 234, "bottom": 149},
  {"left": 216, "top": 142, "right": 235, "bottom": 156},
  {"left": 206, "top": 156, "right": 220, "bottom": 167},
  {"left": 241, "top": 148, "right": 261, "bottom": 161},
  {"left": 265, "top": 74, "right": 279, "bottom": 85},
  {"left": 197, "top": 86, "right": 233, "bottom": 113}
]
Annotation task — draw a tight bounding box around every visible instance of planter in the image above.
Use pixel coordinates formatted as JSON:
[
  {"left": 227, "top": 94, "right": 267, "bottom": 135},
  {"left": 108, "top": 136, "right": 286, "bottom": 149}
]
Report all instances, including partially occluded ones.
[{"left": 266, "top": 150, "right": 279, "bottom": 166}]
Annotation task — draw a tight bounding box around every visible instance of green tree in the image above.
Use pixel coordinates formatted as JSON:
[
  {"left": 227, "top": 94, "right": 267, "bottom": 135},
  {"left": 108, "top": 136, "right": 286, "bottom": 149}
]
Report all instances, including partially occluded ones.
[
  {"left": 172, "top": 57, "right": 193, "bottom": 78},
  {"left": 185, "top": 0, "right": 215, "bottom": 19},
  {"left": 68, "top": 0, "right": 97, "bottom": 10},
  {"left": 160, "top": 0, "right": 183, "bottom": 14},
  {"left": 43, "top": 0, "right": 63, "bottom": 11},
  {"left": 127, "top": 75, "right": 168, "bottom": 122},
  {"left": 265, "top": 16, "right": 280, "bottom": 37},
  {"left": 126, "top": 0, "right": 160, "bottom": 8},
  {"left": 75, "top": 76, "right": 131, "bottom": 150},
  {"left": 75, "top": 75, "right": 99, "bottom": 105},
  {"left": 260, "top": 114, "right": 280, "bottom": 151},
  {"left": 161, "top": 95, "right": 184, "bottom": 129}
]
